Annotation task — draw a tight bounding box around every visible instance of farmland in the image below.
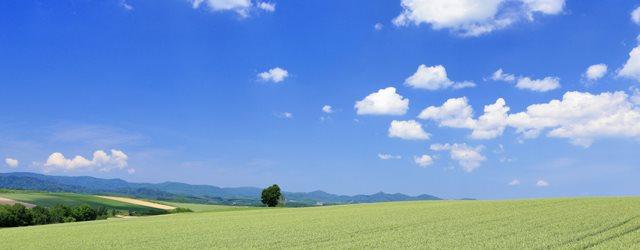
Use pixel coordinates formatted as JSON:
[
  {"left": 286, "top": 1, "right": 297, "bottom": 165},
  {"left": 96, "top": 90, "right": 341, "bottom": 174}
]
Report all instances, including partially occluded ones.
[
  {"left": 0, "top": 190, "right": 165, "bottom": 214},
  {"left": 158, "top": 201, "right": 259, "bottom": 212},
  {"left": 1, "top": 197, "right": 639, "bottom": 248}
]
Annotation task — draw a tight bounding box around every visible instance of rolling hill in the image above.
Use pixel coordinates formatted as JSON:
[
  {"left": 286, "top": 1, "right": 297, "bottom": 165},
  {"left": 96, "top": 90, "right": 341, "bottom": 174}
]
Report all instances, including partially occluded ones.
[
  {"left": 0, "top": 190, "right": 166, "bottom": 214},
  {"left": 0, "top": 172, "right": 441, "bottom": 206}
]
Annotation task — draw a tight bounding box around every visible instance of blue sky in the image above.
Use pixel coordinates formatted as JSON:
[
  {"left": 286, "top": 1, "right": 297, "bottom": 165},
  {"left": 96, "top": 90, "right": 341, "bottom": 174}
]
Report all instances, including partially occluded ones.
[{"left": 1, "top": 0, "right": 640, "bottom": 199}]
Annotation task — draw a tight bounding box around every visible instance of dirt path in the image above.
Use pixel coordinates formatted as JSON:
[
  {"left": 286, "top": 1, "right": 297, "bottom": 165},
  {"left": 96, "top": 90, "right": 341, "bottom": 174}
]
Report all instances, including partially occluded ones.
[
  {"left": 0, "top": 196, "right": 36, "bottom": 208},
  {"left": 96, "top": 196, "right": 176, "bottom": 210}
]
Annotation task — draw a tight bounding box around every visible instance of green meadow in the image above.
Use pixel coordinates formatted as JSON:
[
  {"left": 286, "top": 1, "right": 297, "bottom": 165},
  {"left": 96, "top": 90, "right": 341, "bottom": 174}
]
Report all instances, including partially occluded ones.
[
  {"left": 1, "top": 197, "right": 639, "bottom": 249},
  {"left": 0, "top": 190, "right": 164, "bottom": 214},
  {"left": 158, "top": 201, "right": 258, "bottom": 212}
]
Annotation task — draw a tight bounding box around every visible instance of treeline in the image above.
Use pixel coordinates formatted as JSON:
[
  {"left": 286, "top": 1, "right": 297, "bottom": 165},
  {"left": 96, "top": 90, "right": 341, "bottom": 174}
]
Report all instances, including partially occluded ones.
[{"left": 0, "top": 203, "right": 115, "bottom": 228}]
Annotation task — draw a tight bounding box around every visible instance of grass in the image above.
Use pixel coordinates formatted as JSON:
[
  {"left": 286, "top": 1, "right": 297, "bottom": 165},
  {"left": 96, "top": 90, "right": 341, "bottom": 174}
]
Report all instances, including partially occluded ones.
[
  {"left": 0, "top": 190, "right": 164, "bottom": 214},
  {"left": 158, "top": 201, "right": 259, "bottom": 212},
  {"left": 1, "top": 197, "right": 640, "bottom": 248}
]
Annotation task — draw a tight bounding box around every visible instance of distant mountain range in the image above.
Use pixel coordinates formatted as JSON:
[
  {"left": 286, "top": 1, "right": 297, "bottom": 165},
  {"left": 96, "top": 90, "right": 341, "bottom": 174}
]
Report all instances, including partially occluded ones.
[{"left": 0, "top": 172, "right": 441, "bottom": 206}]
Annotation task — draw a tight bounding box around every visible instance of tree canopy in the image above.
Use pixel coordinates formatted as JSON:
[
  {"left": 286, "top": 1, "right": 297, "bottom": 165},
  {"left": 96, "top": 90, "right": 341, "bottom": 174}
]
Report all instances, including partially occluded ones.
[{"left": 261, "top": 184, "right": 282, "bottom": 207}]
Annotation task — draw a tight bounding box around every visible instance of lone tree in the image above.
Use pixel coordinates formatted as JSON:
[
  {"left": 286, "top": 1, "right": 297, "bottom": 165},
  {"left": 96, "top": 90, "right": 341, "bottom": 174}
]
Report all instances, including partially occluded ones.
[{"left": 261, "top": 184, "right": 282, "bottom": 207}]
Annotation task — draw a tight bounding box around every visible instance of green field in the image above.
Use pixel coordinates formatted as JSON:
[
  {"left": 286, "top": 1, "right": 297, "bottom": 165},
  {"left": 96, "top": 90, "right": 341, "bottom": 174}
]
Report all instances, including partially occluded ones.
[
  {"left": 0, "top": 190, "right": 164, "bottom": 214},
  {"left": 1, "top": 197, "right": 639, "bottom": 248},
  {"left": 158, "top": 201, "right": 258, "bottom": 212}
]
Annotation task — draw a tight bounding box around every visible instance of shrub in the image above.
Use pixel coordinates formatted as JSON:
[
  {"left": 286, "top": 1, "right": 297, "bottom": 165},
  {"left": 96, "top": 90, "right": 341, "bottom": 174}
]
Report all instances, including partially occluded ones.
[
  {"left": 72, "top": 205, "right": 97, "bottom": 221},
  {"left": 9, "top": 204, "right": 32, "bottom": 226},
  {"left": 30, "top": 206, "right": 50, "bottom": 225},
  {"left": 0, "top": 205, "right": 18, "bottom": 227},
  {"left": 49, "top": 204, "right": 72, "bottom": 224},
  {"left": 170, "top": 207, "right": 193, "bottom": 213},
  {"left": 0, "top": 204, "right": 114, "bottom": 228}
]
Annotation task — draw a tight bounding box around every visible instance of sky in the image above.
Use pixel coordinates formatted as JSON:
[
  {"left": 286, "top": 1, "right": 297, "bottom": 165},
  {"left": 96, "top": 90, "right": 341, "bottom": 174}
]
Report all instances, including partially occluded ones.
[{"left": 1, "top": 0, "right": 640, "bottom": 200}]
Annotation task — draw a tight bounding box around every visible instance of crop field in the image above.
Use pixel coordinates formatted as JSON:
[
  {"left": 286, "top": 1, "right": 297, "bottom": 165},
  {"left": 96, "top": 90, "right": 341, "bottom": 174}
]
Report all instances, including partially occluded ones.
[
  {"left": 0, "top": 190, "right": 165, "bottom": 214},
  {"left": 1, "top": 197, "right": 639, "bottom": 248},
  {"left": 158, "top": 201, "right": 259, "bottom": 212}
]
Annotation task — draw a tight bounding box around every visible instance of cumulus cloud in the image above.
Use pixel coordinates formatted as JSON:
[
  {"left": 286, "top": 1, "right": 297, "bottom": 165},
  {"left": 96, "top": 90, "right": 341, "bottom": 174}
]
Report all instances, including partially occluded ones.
[
  {"left": 378, "top": 153, "right": 402, "bottom": 160},
  {"left": 355, "top": 87, "right": 410, "bottom": 115},
  {"left": 618, "top": 46, "right": 640, "bottom": 82},
  {"left": 191, "top": 0, "right": 253, "bottom": 17},
  {"left": 420, "top": 91, "right": 640, "bottom": 147},
  {"left": 631, "top": 87, "right": 640, "bottom": 105},
  {"left": 257, "top": 2, "right": 275, "bottom": 12},
  {"left": 388, "top": 120, "right": 431, "bottom": 140},
  {"left": 584, "top": 64, "right": 608, "bottom": 81},
  {"left": 393, "top": 0, "right": 565, "bottom": 37},
  {"left": 413, "top": 155, "right": 434, "bottom": 167},
  {"left": 5, "top": 158, "right": 18, "bottom": 168},
  {"left": 322, "top": 105, "right": 333, "bottom": 114},
  {"left": 508, "top": 179, "right": 521, "bottom": 186},
  {"left": 127, "top": 168, "right": 136, "bottom": 174},
  {"left": 404, "top": 65, "right": 475, "bottom": 90},
  {"left": 473, "top": 98, "right": 510, "bottom": 139},
  {"left": 507, "top": 91, "right": 640, "bottom": 147},
  {"left": 418, "top": 97, "right": 509, "bottom": 139},
  {"left": 632, "top": 6, "right": 640, "bottom": 25},
  {"left": 522, "top": 0, "right": 565, "bottom": 16},
  {"left": 491, "top": 69, "right": 560, "bottom": 92},
  {"left": 418, "top": 97, "right": 476, "bottom": 128},
  {"left": 44, "top": 150, "right": 128, "bottom": 171},
  {"left": 491, "top": 68, "right": 516, "bottom": 82},
  {"left": 515, "top": 77, "right": 560, "bottom": 92},
  {"left": 258, "top": 67, "right": 288, "bottom": 83},
  {"left": 536, "top": 179, "right": 549, "bottom": 187},
  {"left": 430, "top": 143, "right": 486, "bottom": 172}
]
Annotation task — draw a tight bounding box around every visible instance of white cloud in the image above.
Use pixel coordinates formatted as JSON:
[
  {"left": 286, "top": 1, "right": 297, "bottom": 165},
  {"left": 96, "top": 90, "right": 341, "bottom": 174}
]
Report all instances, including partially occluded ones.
[
  {"left": 452, "top": 81, "right": 477, "bottom": 89},
  {"left": 507, "top": 91, "right": 640, "bottom": 147},
  {"left": 257, "top": 2, "right": 275, "bottom": 12},
  {"left": 472, "top": 98, "right": 510, "bottom": 139},
  {"left": 378, "top": 153, "right": 402, "bottom": 160},
  {"left": 430, "top": 143, "right": 486, "bottom": 172},
  {"left": 393, "top": 0, "right": 504, "bottom": 36},
  {"left": 258, "top": 67, "right": 288, "bottom": 83},
  {"left": 404, "top": 65, "right": 475, "bottom": 90},
  {"left": 5, "top": 158, "right": 18, "bottom": 168},
  {"left": 491, "top": 69, "right": 516, "bottom": 82},
  {"left": 355, "top": 87, "right": 409, "bottom": 115},
  {"left": 413, "top": 154, "right": 434, "bottom": 167},
  {"left": 522, "top": 0, "right": 565, "bottom": 16},
  {"left": 127, "top": 168, "right": 136, "bottom": 174},
  {"left": 191, "top": 0, "right": 253, "bottom": 17},
  {"left": 44, "top": 150, "right": 128, "bottom": 171},
  {"left": 508, "top": 179, "right": 521, "bottom": 186},
  {"left": 536, "top": 179, "right": 549, "bottom": 187},
  {"left": 388, "top": 120, "right": 430, "bottom": 140},
  {"left": 618, "top": 46, "right": 640, "bottom": 82},
  {"left": 374, "top": 22, "right": 384, "bottom": 30},
  {"left": 418, "top": 97, "right": 509, "bottom": 139},
  {"left": 632, "top": 6, "right": 640, "bottom": 25},
  {"left": 420, "top": 91, "right": 640, "bottom": 146},
  {"left": 516, "top": 77, "right": 560, "bottom": 92},
  {"left": 491, "top": 69, "right": 560, "bottom": 92},
  {"left": 418, "top": 97, "right": 475, "bottom": 128},
  {"left": 120, "top": 0, "right": 133, "bottom": 11},
  {"left": 393, "top": 0, "right": 565, "bottom": 37},
  {"left": 584, "top": 64, "right": 608, "bottom": 81},
  {"left": 322, "top": 105, "right": 333, "bottom": 114},
  {"left": 631, "top": 87, "right": 640, "bottom": 105}
]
